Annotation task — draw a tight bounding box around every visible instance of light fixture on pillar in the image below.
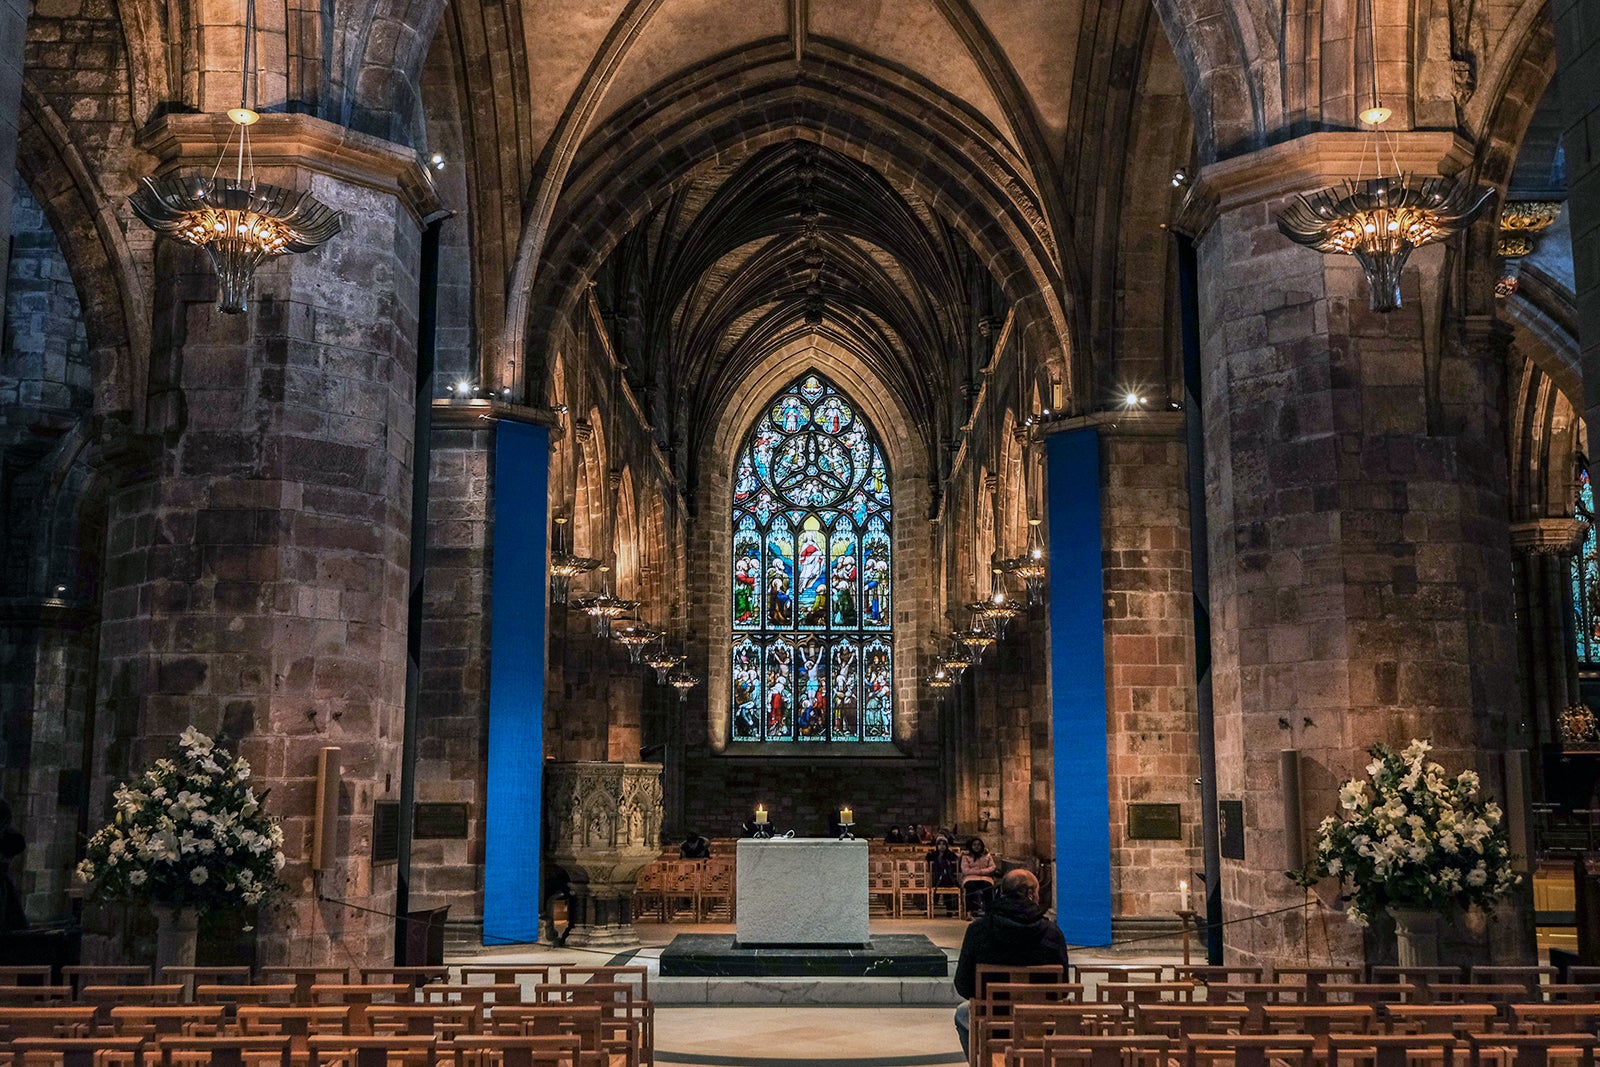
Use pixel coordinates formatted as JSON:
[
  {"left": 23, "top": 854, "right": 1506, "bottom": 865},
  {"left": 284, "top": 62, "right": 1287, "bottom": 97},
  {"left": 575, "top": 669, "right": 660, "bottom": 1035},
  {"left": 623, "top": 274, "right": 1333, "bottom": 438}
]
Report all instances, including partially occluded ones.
[
  {"left": 1273, "top": 0, "right": 1491, "bottom": 312},
  {"left": 549, "top": 516, "right": 600, "bottom": 605},
  {"left": 1000, "top": 519, "right": 1047, "bottom": 606},
  {"left": 667, "top": 667, "right": 700, "bottom": 703},
  {"left": 939, "top": 636, "right": 975, "bottom": 677},
  {"left": 972, "top": 569, "right": 1021, "bottom": 637},
  {"left": 129, "top": 0, "right": 340, "bottom": 314},
  {"left": 955, "top": 624, "right": 995, "bottom": 658},
  {"left": 926, "top": 665, "right": 955, "bottom": 691}
]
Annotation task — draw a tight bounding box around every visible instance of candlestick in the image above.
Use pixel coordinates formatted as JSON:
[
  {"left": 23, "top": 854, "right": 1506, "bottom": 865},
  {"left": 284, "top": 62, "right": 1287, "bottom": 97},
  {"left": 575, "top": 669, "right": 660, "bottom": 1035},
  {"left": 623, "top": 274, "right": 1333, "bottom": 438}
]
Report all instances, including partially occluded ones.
[
  {"left": 755, "top": 805, "right": 768, "bottom": 823},
  {"left": 1179, "top": 879, "right": 1190, "bottom": 911}
]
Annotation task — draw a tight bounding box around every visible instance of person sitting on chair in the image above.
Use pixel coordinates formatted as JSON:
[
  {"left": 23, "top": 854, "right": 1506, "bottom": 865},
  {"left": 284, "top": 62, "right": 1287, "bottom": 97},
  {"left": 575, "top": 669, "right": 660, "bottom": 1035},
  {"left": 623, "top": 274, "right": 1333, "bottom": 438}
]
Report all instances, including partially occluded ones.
[
  {"left": 951, "top": 869, "right": 1070, "bottom": 1057},
  {"left": 680, "top": 832, "right": 711, "bottom": 860},
  {"left": 960, "top": 836, "right": 998, "bottom": 916}
]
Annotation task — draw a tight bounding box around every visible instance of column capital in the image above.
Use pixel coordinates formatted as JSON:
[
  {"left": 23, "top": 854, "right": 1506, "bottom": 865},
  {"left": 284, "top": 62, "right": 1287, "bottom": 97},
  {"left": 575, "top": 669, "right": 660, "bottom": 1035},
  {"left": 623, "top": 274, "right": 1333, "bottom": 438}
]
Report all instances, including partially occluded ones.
[
  {"left": 136, "top": 113, "right": 445, "bottom": 227},
  {"left": 1508, "top": 517, "right": 1588, "bottom": 556},
  {"left": 1195, "top": 131, "right": 1476, "bottom": 216}
]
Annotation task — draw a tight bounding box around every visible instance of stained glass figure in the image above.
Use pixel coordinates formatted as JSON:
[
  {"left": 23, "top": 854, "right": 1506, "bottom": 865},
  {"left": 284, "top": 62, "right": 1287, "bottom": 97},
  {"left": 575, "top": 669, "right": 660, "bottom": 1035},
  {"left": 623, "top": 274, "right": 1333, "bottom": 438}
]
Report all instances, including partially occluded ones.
[
  {"left": 729, "top": 372, "right": 892, "bottom": 742},
  {"left": 1576, "top": 469, "right": 1600, "bottom": 663}
]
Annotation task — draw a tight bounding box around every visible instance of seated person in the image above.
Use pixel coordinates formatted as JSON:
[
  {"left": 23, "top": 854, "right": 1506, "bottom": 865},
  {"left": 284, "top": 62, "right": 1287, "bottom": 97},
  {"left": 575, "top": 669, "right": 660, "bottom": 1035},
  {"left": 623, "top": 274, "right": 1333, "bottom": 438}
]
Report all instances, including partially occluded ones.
[
  {"left": 680, "top": 832, "right": 711, "bottom": 860},
  {"left": 960, "top": 836, "right": 998, "bottom": 916},
  {"left": 884, "top": 825, "right": 906, "bottom": 844},
  {"left": 952, "top": 869, "right": 1070, "bottom": 1057},
  {"left": 927, "top": 836, "right": 960, "bottom": 914}
]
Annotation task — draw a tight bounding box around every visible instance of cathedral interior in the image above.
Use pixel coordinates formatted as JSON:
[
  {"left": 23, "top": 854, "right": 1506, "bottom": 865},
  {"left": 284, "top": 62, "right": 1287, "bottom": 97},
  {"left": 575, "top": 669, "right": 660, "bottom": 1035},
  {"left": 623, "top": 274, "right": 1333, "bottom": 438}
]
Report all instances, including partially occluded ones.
[{"left": 2, "top": 0, "right": 1600, "bottom": 977}]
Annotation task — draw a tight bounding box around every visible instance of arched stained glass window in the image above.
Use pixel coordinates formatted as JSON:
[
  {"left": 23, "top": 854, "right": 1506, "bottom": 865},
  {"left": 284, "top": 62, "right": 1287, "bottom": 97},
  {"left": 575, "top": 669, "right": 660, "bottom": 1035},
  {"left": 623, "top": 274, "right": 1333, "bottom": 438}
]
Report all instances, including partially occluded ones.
[
  {"left": 731, "top": 373, "right": 893, "bottom": 743},
  {"left": 1575, "top": 469, "right": 1600, "bottom": 663}
]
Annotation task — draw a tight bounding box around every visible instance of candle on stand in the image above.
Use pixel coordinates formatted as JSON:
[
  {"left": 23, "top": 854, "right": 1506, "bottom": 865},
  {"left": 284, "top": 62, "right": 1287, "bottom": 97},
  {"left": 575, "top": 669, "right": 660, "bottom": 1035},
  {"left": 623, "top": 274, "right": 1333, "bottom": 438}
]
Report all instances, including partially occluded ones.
[
  {"left": 755, "top": 804, "right": 767, "bottom": 824},
  {"left": 840, "top": 806, "right": 853, "bottom": 825},
  {"left": 1179, "top": 879, "right": 1190, "bottom": 911}
]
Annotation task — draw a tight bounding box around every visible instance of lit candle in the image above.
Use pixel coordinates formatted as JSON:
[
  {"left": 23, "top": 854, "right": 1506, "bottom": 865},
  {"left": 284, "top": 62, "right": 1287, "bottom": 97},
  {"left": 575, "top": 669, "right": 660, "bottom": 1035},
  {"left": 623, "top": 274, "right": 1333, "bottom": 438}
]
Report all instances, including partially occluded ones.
[
  {"left": 1179, "top": 879, "right": 1190, "bottom": 911},
  {"left": 755, "top": 805, "right": 768, "bottom": 824},
  {"left": 840, "top": 806, "right": 853, "bottom": 825}
]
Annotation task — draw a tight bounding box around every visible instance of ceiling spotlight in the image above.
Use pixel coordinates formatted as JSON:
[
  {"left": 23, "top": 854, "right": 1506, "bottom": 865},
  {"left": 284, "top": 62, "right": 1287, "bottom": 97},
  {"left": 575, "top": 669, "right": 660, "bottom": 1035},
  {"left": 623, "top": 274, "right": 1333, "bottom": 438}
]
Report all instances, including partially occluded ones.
[
  {"left": 455, "top": 381, "right": 472, "bottom": 396},
  {"left": 430, "top": 153, "right": 446, "bottom": 171}
]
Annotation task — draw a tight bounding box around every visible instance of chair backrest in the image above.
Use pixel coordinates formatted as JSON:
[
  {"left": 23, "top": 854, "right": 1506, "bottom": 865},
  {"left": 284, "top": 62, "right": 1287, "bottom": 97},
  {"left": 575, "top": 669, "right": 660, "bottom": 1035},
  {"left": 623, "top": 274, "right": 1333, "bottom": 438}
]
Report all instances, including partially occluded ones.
[
  {"left": 1543, "top": 984, "right": 1600, "bottom": 1003},
  {"left": 1133, "top": 1005, "right": 1252, "bottom": 1038},
  {"left": 462, "top": 967, "right": 559, "bottom": 987},
  {"left": 1098, "top": 982, "right": 1197, "bottom": 1005},
  {"left": 1325, "top": 984, "right": 1418, "bottom": 1006},
  {"left": 1465, "top": 1033, "right": 1597, "bottom": 1067},
  {"left": 976, "top": 966, "right": 1069, "bottom": 999},
  {"left": 701, "top": 858, "right": 734, "bottom": 893},
  {"left": 1176, "top": 968, "right": 1265, "bottom": 985},
  {"left": 160, "top": 967, "right": 251, "bottom": 986},
  {"left": 0, "top": 1006, "right": 99, "bottom": 1039},
  {"left": 156, "top": 1034, "right": 295, "bottom": 1067},
  {"left": 110, "top": 1004, "right": 228, "bottom": 1037},
  {"left": 895, "top": 859, "right": 931, "bottom": 889},
  {"left": 82, "top": 984, "right": 186, "bottom": 1005},
  {"left": 1041, "top": 1034, "right": 1173, "bottom": 1067},
  {"left": 1471, "top": 967, "right": 1557, "bottom": 988},
  {"left": 1430, "top": 984, "right": 1525, "bottom": 1005},
  {"left": 447, "top": 1034, "right": 588, "bottom": 1067},
  {"left": 556, "top": 966, "right": 648, "bottom": 998},
  {"left": 1381, "top": 1003, "right": 1500, "bottom": 1035},
  {"left": 485, "top": 1004, "right": 605, "bottom": 1046},
  {"left": 419, "top": 983, "right": 522, "bottom": 1006},
  {"left": 196, "top": 983, "right": 296, "bottom": 1006},
  {"left": 311, "top": 983, "right": 413, "bottom": 1005},
  {"left": 306, "top": 1033, "right": 438, "bottom": 1067},
  {"left": 237, "top": 1004, "right": 356, "bottom": 1041},
  {"left": 1185, "top": 1033, "right": 1319, "bottom": 1067},
  {"left": 1510, "top": 1004, "right": 1600, "bottom": 1033},
  {"left": 365, "top": 1003, "right": 483, "bottom": 1037},
  {"left": 1370, "top": 967, "right": 1464, "bottom": 985},
  {"left": 0, "top": 967, "right": 54, "bottom": 986},
  {"left": 0, "top": 985, "right": 71, "bottom": 1005},
  {"left": 1007, "top": 1003, "right": 1127, "bottom": 1042},
  {"left": 62, "top": 966, "right": 152, "bottom": 992},
  {"left": 1074, "top": 966, "right": 1167, "bottom": 984},
  {"left": 358, "top": 967, "right": 449, "bottom": 987},
  {"left": 1261, "top": 1004, "right": 1375, "bottom": 1036},
  {"left": 1326, "top": 1033, "right": 1458, "bottom": 1067}
]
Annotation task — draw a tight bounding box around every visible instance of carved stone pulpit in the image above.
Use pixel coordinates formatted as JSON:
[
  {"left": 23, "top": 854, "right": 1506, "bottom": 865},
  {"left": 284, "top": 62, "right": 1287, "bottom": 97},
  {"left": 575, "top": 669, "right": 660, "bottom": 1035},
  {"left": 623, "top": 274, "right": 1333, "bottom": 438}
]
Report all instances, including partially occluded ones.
[{"left": 544, "top": 761, "right": 664, "bottom": 947}]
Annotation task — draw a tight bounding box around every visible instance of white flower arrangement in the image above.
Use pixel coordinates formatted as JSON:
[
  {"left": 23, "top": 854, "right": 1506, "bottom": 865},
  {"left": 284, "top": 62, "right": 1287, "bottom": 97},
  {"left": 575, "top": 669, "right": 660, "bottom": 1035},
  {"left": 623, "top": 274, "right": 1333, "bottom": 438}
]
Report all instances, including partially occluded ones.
[
  {"left": 76, "top": 727, "right": 285, "bottom": 910},
  {"left": 1290, "top": 739, "right": 1520, "bottom": 928}
]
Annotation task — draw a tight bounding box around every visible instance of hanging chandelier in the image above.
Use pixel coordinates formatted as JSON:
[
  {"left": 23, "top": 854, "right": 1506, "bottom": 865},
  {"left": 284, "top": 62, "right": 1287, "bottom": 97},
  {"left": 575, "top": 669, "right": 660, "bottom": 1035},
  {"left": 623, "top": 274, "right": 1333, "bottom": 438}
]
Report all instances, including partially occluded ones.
[
  {"left": 548, "top": 516, "right": 600, "bottom": 605},
  {"left": 1274, "top": 0, "right": 1490, "bottom": 313},
  {"left": 129, "top": 0, "right": 339, "bottom": 314},
  {"left": 668, "top": 667, "right": 700, "bottom": 703},
  {"left": 971, "top": 573, "right": 1022, "bottom": 638},
  {"left": 926, "top": 665, "right": 955, "bottom": 690},
  {"left": 572, "top": 567, "right": 637, "bottom": 638},
  {"left": 955, "top": 625, "right": 995, "bottom": 657},
  {"left": 612, "top": 615, "right": 661, "bottom": 665},
  {"left": 643, "top": 641, "right": 683, "bottom": 684},
  {"left": 999, "top": 519, "right": 1048, "bottom": 606},
  {"left": 939, "top": 637, "right": 975, "bottom": 676}
]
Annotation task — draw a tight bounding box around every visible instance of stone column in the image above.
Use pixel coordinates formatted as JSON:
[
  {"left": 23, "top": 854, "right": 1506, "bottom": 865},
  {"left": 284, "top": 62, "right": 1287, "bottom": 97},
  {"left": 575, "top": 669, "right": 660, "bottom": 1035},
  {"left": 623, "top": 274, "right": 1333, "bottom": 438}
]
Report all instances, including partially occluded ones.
[
  {"left": 0, "top": 0, "right": 26, "bottom": 310},
  {"left": 1509, "top": 517, "right": 1586, "bottom": 771},
  {"left": 544, "top": 761, "right": 663, "bottom": 947},
  {"left": 1554, "top": 0, "right": 1600, "bottom": 438},
  {"left": 1195, "top": 133, "right": 1524, "bottom": 967},
  {"left": 90, "top": 113, "right": 439, "bottom": 967}
]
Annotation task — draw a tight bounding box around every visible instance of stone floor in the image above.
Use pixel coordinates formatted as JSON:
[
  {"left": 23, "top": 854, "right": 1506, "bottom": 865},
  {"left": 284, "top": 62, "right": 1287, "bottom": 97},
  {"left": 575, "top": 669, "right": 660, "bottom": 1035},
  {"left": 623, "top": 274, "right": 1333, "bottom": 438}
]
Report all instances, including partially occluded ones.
[{"left": 449, "top": 919, "right": 1183, "bottom": 1067}]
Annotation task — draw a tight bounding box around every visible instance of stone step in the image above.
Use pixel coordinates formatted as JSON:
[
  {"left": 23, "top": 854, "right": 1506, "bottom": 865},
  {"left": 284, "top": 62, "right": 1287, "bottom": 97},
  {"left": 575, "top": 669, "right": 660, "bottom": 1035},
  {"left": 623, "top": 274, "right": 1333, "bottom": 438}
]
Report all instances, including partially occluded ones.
[{"left": 653, "top": 975, "right": 961, "bottom": 1006}]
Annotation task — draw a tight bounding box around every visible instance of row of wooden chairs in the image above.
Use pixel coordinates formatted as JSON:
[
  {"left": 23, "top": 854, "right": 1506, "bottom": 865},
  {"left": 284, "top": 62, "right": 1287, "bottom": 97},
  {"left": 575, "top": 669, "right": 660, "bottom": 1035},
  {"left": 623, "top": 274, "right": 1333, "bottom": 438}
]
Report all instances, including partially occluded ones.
[
  {"left": 631, "top": 859, "right": 733, "bottom": 923},
  {"left": 968, "top": 965, "right": 1600, "bottom": 1067},
  {"left": 864, "top": 857, "right": 966, "bottom": 918},
  {"left": 996, "top": 1033, "right": 1598, "bottom": 1067},
  {"left": 5, "top": 1032, "right": 613, "bottom": 1067}
]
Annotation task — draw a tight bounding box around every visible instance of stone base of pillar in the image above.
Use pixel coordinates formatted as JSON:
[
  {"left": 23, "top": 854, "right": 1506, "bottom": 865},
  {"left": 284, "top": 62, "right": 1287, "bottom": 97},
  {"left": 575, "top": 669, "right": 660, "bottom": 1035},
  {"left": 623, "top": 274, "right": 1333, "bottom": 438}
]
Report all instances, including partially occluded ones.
[{"left": 566, "top": 922, "right": 643, "bottom": 948}]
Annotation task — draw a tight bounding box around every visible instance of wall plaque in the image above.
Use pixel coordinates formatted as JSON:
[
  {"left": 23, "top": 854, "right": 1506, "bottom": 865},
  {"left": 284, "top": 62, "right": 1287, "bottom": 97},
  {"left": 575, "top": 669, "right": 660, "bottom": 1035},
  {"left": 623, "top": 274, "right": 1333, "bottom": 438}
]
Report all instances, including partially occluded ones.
[
  {"left": 1218, "top": 799, "right": 1246, "bottom": 860},
  {"left": 1127, "top": 803, "right": 1183, "bottom": 840},
  {"left": 414, "top": 802, "right": 471, "bottom": 840},
  {"left": 373, "top": 801, "right": 400, "bottom": 862}
]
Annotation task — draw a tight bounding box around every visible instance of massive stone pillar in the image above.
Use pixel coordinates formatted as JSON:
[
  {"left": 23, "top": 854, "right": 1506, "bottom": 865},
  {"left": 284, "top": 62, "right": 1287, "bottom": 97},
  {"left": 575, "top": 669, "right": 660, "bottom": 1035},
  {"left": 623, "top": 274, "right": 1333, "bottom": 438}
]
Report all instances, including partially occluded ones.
[
  {"left": 1195, "top": 133, "right": 1524, "bottom": 966},
  {"left": 91, "top": 113, "right": 439, "bottom": 966},
  {"left": 1554, "top": 0, "right": 1600, "bottom": 436},
  {"left": 0, "top": 0, "right": 25, "bottom": 310},
  {"left": 1509, "top": 518, "right": 1586, "bottom": 777}
]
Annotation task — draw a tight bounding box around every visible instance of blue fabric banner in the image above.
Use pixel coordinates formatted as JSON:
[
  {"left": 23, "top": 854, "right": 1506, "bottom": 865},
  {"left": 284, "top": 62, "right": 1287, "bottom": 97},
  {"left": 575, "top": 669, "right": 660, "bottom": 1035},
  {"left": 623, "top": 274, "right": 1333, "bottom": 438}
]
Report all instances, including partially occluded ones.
[
  {"left": 484, "top": 420, "right": 549, "bottom": 945},
  {"left": 1047, "top": 428, "right": 1112, "bottom": 946}
]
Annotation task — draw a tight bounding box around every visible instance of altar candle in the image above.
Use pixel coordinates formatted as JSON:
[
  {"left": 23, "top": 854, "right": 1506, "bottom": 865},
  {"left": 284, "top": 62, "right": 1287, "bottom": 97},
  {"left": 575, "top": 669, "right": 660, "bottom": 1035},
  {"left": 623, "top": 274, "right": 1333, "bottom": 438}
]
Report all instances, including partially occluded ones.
[
  {"left": 1179, "top": 879, "right": 1190, "bottom": 911},
  {"left": 755, "top": 804, "right": 767, "bottom": 824},
  {"left": 841, "top": 806, "right": 853, "bottom": 825}
]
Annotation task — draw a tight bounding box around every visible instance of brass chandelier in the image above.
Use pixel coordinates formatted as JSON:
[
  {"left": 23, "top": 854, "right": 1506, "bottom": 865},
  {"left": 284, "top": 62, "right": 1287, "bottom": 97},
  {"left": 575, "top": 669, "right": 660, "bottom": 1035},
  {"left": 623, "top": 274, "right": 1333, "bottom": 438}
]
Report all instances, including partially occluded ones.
[
  {"left": 1274, "top": 0, "right": 1490, "bottom": 312},
  {"left": 548, "top": 516, "right": 600, "bottom": 605},
  {"left": 130, "top": 0, "right": 340, "bottom": 314}
]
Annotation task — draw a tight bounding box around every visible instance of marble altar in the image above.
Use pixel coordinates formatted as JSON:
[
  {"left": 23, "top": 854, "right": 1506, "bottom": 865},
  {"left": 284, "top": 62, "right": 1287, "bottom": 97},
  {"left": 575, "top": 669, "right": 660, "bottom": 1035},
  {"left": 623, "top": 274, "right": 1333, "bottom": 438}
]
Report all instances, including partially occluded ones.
[{"left": 735, "top": 837, "right": 869, "bottom": 946}]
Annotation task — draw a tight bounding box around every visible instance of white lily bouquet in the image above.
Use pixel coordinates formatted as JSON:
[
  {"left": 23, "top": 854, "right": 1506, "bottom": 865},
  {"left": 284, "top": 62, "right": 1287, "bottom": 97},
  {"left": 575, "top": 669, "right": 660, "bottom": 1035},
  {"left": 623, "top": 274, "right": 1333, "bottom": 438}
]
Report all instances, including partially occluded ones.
[
  {"left": 1290, "top": 739, "right": 1519, "bottom": 927},
  {"left": 77, "top": 727, "right": 286, "bottom": 910}
]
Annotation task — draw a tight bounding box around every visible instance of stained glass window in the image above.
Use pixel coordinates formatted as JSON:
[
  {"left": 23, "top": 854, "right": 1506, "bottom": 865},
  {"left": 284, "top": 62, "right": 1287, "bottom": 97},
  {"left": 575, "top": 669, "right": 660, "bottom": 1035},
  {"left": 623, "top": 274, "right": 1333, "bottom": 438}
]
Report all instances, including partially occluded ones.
[
  {"left": 1575, "top": 469, "right": 1600, "bottom": 663},
  {"left": 731, "top": 373, "right": 893, "bottom": 742}
]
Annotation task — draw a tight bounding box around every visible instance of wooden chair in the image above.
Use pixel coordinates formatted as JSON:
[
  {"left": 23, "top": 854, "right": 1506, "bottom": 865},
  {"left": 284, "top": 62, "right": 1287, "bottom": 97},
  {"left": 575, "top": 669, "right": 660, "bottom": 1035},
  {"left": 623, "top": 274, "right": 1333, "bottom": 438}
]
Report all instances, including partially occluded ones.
[
  {"left": 416, "top": 984, "right": 523, "bottom": 1009},
  {"left": 305, "top": 1034, "right": 437, "bottom": 1067},
  {"left": 257, "top": 968, "right": 352, "bottom": 1005},
  {"left": 1466, "top": 1033, "right": 1597, "bottom": 1067},
  {"left": 867, "top": 858, "right": 899, "bottom": 918},
  {"left": 462, "top": 967, "right": 561, "bottom": 987},
  {"left": 0, "top": 1006, "right": 98, "bottom": 1040},
  {"left": 154, "top": 1035, "right": 293, "bottom": 1067},
  {"left": 61, "top": 968, "right": 152, "bottom": 996},
  {"left": 1565, "top": 968, "right": 1600, "bottom": 986},
  {"left": 1430, "top": 985, "right": 1526, "bottom": 1010},
  {"left": 976, "top": 984, "right": 1087, "bottom": 1064},
  {"left": 1185, "top": 1033, "right": 1319, "bottom": 1067},
  {"left": 237, "top": 1005, "right": 356, "bottom": 1058},
  {"left": 1133, "top": 1005, "right": 1253, "bottom": 1039},
  {"left": 895, "top": 859, "right": 933, "bottom": 918},
  {"left": 81, "top": 985, "right": 186, "bottom": 1026},
  {"left": 1327, "top": 1033, "right": 1458, "bottom": 1067},
  {"left": 0, "top": 967, "right": 53, "bottom": 986},
  {"left": 108, "top": 1005, "right": 228, "bottom": 1039},
  {"left": 530, "top": 984, "right": 643, "bottom": 1067},
  {"left": 1327, "top": 984, "right": 1420, "bottom": 1007},
  {"left": 446, "top": 1035, "right": 593, "bottom": 1067},
  {"left": 1097, "top": 982, "right": 1197, "bottom": 1006},
  {"left": 364, "top": 1003, "right": 482, "bottom": 1040},
  {"left": 661, "top": 862, "right": 699, "bottom": 923},
  {"left": 484, "top": 1004, "right": 605, "bottom": 1043},
  {"left": 1470, "top": 968, "right": 1557, "bottom": 995},
  {"left": 630, "top": 864, "right": 665, "bottom": 925},
  {"left": 1261, "top": 1004, "right": 1375, "bottom": 1038},
  {"left": 933, "top": 871, "right": 965, "bottom": 919},
  {"left": 1272, "top": 967, "right": 1366, "bottom": 1003},
  {"left": 1541, "top": 986, "right": 1600, "bottom": 1004},
  {"left": 697, "top": 858, "right": 734, "bottom": 923},
  {"left": 1032, "top": 1035, "right": 1173, "bottom": 1067},
  {"left": 195, "top": 984, "right": 296, "bottom": 1011},
  {"left": 0, "top": 985, "right": 71, "bottom": 1006},
  {"left": 556, "top": 968, "right": 650, "bottom": 1063},
  {"left": 7, "top": 1035, "right": 147, "bottom": 1067},
  {"left": 357, "top": 968, "right": 448, "bottom": 988},
  {"left": 1509, "top": 1004, "right": 1600, "bottom": 1034},
  {"left": 1372, "top": 968, "right": 1465, "bottom": 1001},
  {"left": 969, "top": 968, "right": 1070, "bottom": 1067},
  {"left": 1002, "top": 1003, "right": 1128, "bottom": 1050},
  {"left": 1074, "top": 966, "right": 1166, "bottom": 986},
  {"left": 309, "top": 985, "right": 413, "bottom": 1034},
  {"left": 1382, "top": 1004, "right": 1501, "bottom": 1036}
]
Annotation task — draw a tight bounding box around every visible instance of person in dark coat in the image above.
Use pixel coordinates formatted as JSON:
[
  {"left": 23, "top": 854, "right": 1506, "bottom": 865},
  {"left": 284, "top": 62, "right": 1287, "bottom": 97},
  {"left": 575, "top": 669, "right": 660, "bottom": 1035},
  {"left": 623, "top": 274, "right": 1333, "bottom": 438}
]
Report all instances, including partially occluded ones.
[{"left": 951, "top": 869, "right": 1070, "bottom": 1056}]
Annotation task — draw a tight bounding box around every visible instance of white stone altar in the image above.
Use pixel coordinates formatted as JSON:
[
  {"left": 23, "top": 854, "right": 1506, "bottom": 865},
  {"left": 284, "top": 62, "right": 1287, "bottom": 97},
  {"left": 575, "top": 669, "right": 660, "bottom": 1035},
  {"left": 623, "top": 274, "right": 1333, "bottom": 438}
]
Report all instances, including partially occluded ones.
[{"left": 735, "top": 837, "right": 870, "bottom": 946}]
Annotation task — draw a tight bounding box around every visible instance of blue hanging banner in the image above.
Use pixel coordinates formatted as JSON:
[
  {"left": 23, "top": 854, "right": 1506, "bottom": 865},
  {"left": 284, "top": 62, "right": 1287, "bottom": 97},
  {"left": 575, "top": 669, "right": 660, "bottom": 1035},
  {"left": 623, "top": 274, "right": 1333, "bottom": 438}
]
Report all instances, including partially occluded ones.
[
  {"left": 1046, "top": 428, "right": 1112, "bottom": 946},
  {"left": 484, "top": 419, "right": 549, "bottom": 944}
]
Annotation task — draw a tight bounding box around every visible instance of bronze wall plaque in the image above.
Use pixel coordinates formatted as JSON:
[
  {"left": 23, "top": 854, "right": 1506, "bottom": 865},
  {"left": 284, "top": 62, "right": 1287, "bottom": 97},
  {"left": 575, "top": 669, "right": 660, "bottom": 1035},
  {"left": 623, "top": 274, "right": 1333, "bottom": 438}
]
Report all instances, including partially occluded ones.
[
  {"left": 414, "top": 802, "right": 471, "bottom": 840},
  {"left": 373, "top": 801, "right": 400, "bottom": 862},
  {"left": 1127, "top": 803, "right": 1183, "bottom": 840}
]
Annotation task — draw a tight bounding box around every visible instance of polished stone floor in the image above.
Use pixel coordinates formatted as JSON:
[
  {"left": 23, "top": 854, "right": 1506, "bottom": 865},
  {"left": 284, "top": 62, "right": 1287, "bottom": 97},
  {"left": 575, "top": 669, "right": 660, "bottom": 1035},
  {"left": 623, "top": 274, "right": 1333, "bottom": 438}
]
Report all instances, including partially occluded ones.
[{"left": 450, "top": 919, "right": 1182, "bottom": 1067}]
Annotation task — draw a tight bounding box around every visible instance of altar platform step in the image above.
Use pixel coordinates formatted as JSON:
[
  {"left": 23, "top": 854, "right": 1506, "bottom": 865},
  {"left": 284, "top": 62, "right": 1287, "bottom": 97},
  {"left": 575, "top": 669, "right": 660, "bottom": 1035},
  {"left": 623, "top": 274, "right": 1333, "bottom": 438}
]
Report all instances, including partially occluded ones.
[
  {"left": 653, "top": 975, "right": 961, "bottom": 1006},
  {"left": 659, "top": 933, "right": 950, "bottom": 977}
]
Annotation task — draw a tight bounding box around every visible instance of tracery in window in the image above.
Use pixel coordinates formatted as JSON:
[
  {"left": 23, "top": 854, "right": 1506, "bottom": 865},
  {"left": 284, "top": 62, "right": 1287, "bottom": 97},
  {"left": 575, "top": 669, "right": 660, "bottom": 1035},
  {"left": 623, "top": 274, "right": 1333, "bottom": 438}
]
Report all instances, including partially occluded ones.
[{"left": 731, "top": 373, "right": 892, "bottom": 743}]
